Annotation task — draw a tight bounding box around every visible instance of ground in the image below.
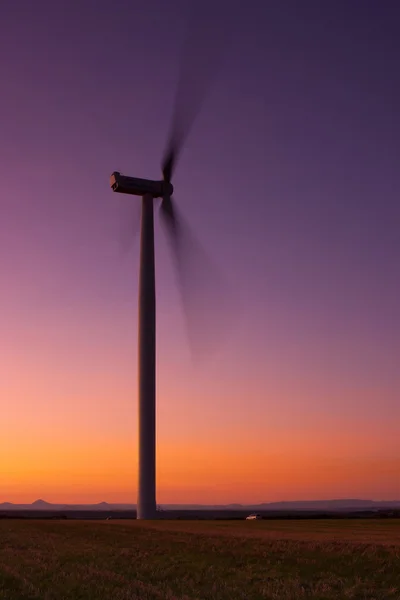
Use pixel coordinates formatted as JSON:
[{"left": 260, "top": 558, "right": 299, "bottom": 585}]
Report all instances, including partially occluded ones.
[{"left": 0, "top": 519, "right": 399, "bottom": 599}]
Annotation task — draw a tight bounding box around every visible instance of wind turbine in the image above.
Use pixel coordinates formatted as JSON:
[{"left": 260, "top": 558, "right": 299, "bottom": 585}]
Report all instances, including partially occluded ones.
[
  {"left": 110, "top": 60, "right": 221, "bottom": 522},
  {"left": 109, "top": 3, "right": 235, "bottom": 520}
]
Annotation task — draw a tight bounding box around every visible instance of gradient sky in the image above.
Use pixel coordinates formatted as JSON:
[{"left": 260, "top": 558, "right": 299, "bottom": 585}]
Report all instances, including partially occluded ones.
[{"left": 1, "top": 0, "right": 399, "bottom": 504}]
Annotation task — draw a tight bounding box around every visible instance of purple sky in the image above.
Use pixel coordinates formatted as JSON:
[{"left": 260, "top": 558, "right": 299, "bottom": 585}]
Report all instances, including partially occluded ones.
[{"left": 1, "top": 0, "right": 399, "bottom": 502}]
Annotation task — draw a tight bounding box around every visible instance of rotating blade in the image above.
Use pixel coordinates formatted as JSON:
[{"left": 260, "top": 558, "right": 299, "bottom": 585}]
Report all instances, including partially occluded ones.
[
  {"left": 160, "top": 196, "right": 237, "bottom": 361},
  {"left": 162, "top": 145, "right": 177, "bottom": 184},
  {"left": 161, "top": 3, "right": 228, "bottom": 182},
  {"left": 160, "top": 194, "right": 179, "bottom": 240}
]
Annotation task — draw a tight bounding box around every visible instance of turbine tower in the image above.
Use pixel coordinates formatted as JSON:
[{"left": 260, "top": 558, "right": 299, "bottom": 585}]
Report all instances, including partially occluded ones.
[{"left": 110, "top": 170, "right": 175, "bottom": 520}]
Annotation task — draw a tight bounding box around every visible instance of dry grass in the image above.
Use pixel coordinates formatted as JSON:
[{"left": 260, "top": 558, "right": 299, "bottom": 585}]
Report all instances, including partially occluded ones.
[{"left": 0, "top": 519, "right": 399, "bottom": 599}]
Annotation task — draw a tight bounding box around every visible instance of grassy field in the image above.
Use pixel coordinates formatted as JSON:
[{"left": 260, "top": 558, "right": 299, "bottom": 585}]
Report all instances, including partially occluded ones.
[{"left": 0, "top": 519, "right": 399, "bottom": 599}]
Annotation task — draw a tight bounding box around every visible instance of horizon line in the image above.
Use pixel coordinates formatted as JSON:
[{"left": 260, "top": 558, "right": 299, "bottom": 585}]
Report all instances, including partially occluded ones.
[{"left": 2, "top": 498, "right": 400, "bottom": 506}]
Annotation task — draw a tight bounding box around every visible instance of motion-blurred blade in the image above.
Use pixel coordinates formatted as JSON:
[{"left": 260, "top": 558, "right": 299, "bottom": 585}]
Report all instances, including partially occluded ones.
[
  {"left": 161, "top": 2, "right": 228, "bottom": 181},
  {"left": 162, "top": 146, "right": 176, "bottom": 184},
  {"left": 160, "top": 194, "right": 178, "bottom": 236},
  {"left": 160, "top": 197, "right": 237, "bottom": 361}
]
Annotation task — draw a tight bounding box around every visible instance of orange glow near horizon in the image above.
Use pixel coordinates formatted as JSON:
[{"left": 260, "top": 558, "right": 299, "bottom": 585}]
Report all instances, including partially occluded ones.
[{"left": 2, "top": 412, "right": 399, "bottom": 504}]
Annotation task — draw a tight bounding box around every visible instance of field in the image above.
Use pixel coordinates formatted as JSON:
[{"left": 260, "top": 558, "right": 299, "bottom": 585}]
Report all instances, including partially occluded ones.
[{"left": 0, "top": 519, "right": 399, "bottom": 599}]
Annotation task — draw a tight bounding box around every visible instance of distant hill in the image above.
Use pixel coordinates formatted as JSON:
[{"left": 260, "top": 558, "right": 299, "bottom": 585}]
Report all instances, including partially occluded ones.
[
  {"left": 1, "top": 499, "right": 399, "bottom": 512},
  {"left": 31, "top": 499, "right": 51, "bottom": 508}
]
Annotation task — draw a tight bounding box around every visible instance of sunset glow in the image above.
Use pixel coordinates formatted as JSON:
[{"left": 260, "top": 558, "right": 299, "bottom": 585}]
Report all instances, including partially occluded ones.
[{"left": 1, "top": 0, "right": 399, "bottom": 505}]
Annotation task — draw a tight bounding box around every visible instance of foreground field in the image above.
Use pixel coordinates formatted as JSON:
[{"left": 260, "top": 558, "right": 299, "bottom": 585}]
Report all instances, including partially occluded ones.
[{"left": 0, "top": 519, "right": 399, "bottom": 599}]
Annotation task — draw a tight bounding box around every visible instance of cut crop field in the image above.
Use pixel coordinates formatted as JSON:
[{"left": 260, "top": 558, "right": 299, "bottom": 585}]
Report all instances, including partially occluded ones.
[{"left": 0, "top": 519, "right": 399, "bottom": 599}]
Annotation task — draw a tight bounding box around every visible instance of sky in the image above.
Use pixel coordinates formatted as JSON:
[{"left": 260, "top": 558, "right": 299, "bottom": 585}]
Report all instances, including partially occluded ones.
[{"left": 1, "top": 0, "right": 399, "bottom": 504}]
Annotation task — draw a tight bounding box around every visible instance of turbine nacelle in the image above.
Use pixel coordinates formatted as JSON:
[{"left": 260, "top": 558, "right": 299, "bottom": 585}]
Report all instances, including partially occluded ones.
[{"left": 110, "top": 171, "right": 173, "bottom": 198}]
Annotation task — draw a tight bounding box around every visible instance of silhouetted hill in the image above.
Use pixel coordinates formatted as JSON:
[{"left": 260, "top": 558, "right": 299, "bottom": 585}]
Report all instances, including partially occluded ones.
[{"left": 31, "top": 499, "right": 52, "bottom": 508}]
